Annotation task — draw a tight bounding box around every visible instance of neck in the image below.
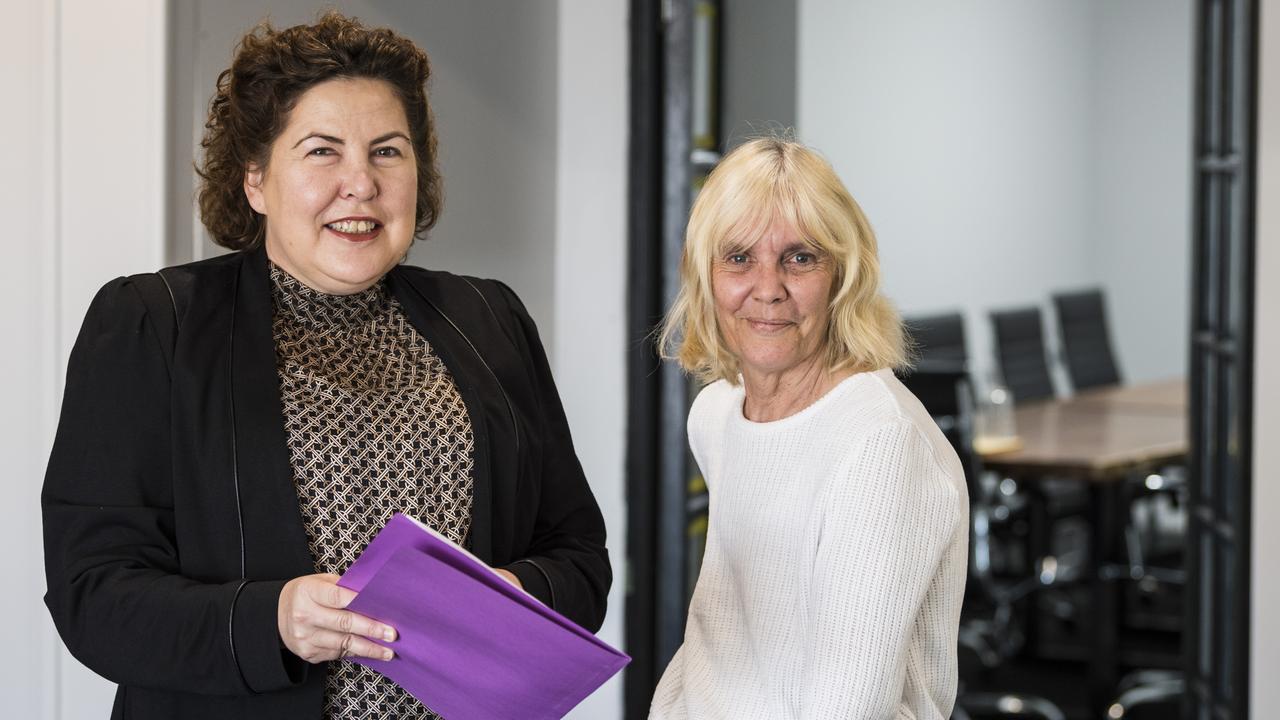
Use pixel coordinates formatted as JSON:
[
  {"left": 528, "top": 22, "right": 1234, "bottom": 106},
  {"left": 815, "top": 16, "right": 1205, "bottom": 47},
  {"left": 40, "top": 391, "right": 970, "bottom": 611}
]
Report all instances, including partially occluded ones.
[{"left": 740, "top": 359, "right": 856, "bottom": 422}]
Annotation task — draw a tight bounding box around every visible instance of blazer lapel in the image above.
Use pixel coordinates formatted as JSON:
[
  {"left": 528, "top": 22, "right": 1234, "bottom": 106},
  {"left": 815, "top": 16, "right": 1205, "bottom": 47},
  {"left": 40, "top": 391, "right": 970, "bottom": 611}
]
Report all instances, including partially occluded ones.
[
  {"left": 388, "top": 268, "right": 517, "bottom": 565},
  {"left": 231, "top": 247, "right": 314, "bottom": 578}
]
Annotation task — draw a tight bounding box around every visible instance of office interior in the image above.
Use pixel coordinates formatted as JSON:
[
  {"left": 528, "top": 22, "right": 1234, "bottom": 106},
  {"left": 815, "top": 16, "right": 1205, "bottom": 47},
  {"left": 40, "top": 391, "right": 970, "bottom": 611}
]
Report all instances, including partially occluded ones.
[{"left": 4, "top": 1, "right": 1278, "bottom": 719}]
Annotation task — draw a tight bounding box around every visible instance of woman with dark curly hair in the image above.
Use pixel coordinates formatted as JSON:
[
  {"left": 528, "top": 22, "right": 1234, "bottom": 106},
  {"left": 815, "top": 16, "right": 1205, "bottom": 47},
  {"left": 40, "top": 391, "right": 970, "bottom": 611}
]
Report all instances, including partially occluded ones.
[{"left": 42, "top": 12, "right": 610, "bottom": 720}]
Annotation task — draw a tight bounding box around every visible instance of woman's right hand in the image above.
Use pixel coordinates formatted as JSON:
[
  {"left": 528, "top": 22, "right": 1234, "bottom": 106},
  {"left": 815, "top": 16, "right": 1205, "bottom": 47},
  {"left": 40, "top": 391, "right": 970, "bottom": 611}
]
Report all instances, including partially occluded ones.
[{"left": 277, "top": 573, "right": 397, "bottom": 663}]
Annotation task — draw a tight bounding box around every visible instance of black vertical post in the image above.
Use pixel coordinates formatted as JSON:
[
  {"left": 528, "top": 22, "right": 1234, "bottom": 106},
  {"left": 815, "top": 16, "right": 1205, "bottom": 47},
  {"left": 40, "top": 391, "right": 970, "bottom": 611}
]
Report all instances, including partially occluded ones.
[
  {"left": 1186, "top": 0, "right": 1257, "bottom": 717},
  {"left": 624, "top": 0, "right": 664, "bottom": 716},
  {"left": 657, "top": 0, "right": 695, "bottom": 675}
]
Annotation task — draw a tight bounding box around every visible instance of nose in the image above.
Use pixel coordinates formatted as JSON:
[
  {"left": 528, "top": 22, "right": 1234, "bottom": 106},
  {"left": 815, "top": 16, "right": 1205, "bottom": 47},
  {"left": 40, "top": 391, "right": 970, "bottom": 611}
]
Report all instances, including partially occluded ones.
[
  {"left": 341, "top": 159, "right": 378, "bottom": 202},
  {"left": 751, "top": 263, "right": 787, "bottom": 304}
]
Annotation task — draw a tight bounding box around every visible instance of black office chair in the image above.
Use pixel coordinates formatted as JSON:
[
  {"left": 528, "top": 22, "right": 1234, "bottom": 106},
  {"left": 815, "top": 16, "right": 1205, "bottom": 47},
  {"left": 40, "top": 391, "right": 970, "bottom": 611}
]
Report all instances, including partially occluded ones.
[
  {"left": 901, "top": 312, "right": 969, "bottom": 456},
  {"left": 1045, "top": 290, "right": 1187, "bottom": 641},
  {"left": 990, "top": 307, "right": 1056, "bottom": 404},
  {"left": 1103, "top": 669, "right": 1184, "bottom": 719},
  {"left": 1052, "top": 288, "right": 1121, "bottom": 392},
  {"left": 1099, "top": 479, "right": 1187, "bottom": 717},
  {"left": 1118, "top": 472, "right": 1187, "bottom": 631},
  {"left": 952, "top": 689, "right": 1066, "bottom": 720},
  {"left": 988, "top": 307, "right": 1096, "bottom": 660},
  {"left": 906, "top": 311, "right": 968, "bottom": 368}
]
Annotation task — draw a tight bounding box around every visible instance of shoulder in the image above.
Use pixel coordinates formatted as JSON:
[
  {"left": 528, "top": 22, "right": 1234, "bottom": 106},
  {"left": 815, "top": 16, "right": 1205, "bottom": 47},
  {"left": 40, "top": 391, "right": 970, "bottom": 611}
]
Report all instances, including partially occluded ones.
[
  {"left": 394, "top": 264, "right": 512, "bottom": 299},
  {"left": 158, "top": 248, "right": 244, "bottom": 285},
  {"left": 827, "top": 370, "right": 967, "bottom": 494},
  {"left": 389, "top": 265, "right": 547, "bottom": 375},
  {"left": 138, "top": 249, "right": 247, "bottom": 313},
  {"left": 685, "top": 380, "right": 738, "bottom": 475},
  {"left": 837, "top": 370, "right": 948, "bottom": 441},
  {"left": 75, "top": 277, "right": 146, "bottom": 342},
  {"left": 685, "top": 379, "right": 741, "bottom": 452},
  {"left": 393, "top": 263, "right": 478, "bottom": 291},
  {"left": 68, "top": 276, "right": 173, "bottom": 375},
  {"left": 82, "top": 255, "right": 226, "bottom": 328},
  {"left": 393, "top": 264, "right": 530, "bottom": 323},
  {"left": 689, "top": 379, "right": 740, "bottom": 426}
]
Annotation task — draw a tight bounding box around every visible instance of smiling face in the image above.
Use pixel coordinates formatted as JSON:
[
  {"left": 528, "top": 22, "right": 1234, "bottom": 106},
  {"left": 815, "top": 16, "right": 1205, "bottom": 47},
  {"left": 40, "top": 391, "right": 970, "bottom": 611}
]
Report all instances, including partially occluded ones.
[
  {"left": 244, "top": 77, "right": 418, "bottom": 295},
  {"left": 711, "top": 220, "right": 836, "bottom": 386}
]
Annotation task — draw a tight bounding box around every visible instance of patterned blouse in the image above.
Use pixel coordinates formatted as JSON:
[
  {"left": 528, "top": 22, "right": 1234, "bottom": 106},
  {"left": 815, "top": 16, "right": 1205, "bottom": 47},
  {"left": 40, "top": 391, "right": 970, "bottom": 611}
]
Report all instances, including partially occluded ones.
[{"left": 270, "top": 263, "right": 474, "bottom": 720}]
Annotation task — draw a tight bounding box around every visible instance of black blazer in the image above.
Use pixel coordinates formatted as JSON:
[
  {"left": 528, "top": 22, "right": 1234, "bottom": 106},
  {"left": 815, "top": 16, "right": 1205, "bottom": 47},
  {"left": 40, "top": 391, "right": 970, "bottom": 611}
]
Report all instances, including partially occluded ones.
[{"left": 42, "top": 247, "right": 611, "bottom": 719}]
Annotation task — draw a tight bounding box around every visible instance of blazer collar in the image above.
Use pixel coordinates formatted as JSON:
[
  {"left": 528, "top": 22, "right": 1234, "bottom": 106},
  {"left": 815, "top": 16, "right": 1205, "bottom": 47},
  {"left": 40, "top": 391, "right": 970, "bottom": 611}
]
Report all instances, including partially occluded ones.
[
  {"left": 385, "top": 266, "right": 504, "bottom": 563},
  {"left": 230, "top": 246, "right": 314, "bottom": 577}
]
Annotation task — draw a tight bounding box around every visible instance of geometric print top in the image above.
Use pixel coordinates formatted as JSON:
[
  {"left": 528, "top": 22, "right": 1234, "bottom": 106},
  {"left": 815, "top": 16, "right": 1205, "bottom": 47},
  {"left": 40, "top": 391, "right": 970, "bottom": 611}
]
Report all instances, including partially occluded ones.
[{"left": 270, "top": 263, "right": 474, "bottom": 720}]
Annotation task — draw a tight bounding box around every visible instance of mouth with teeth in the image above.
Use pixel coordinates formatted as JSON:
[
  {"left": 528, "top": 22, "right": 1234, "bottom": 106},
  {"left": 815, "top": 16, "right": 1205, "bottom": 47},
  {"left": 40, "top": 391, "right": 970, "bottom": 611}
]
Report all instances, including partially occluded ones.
[{"left": 324, "top": 218, "right": 382, "bottom": 241}]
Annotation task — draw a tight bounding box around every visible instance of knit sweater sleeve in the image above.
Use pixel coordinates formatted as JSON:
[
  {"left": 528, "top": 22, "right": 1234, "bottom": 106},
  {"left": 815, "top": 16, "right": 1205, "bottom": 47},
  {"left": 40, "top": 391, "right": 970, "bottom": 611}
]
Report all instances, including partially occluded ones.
[{"left": 800, "top": 417, "right": 964, "bottom": 719}]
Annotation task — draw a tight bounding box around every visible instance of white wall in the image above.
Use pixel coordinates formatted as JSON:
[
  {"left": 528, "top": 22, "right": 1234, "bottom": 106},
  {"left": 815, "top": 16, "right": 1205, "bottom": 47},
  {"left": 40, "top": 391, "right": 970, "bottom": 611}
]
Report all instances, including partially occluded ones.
[
  {"left": 56, "top": 6, "right": 170, "bottom": 712},
  {"left": 1090, "top": 0, "right": 1193, "bottom": 384},
  {"left": 721, "top": 0, "right": 797, "bottom": 149},
  {"left": 2, "top": 4, "right": 60, "bottom": 715},
  {"left": 555, "top": 8, "right": 629, "bottom": 718},
  {"left": 3, "top": 1, "right": 169, "bottom": 716},
  {"left": 797, "top": 0, "right": 1191, "bottom": 391},
  {"left": 1252, "top": 0, "right": 1280, "bottom": 712},
  {"left": 799, "top": 0, "right": 1097, "bottom": 389}
]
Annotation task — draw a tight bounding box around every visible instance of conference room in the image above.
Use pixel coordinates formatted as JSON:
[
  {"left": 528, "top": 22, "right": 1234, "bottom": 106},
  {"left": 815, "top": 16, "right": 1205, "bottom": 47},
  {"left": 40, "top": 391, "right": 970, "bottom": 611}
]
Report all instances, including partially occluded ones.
[
  {"left": 622, "top": 2, "right": 1255, "bottom": 719},
  {"left": 618, "top": 2, "right": 1264, "bottom": 719}
]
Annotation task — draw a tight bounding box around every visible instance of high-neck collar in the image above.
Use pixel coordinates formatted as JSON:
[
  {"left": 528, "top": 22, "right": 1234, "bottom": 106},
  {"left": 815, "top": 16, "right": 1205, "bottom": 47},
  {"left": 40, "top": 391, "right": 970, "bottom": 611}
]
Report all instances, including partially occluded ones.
[{"left": 269, "top": 262, "right": 391, "bottom": 332}]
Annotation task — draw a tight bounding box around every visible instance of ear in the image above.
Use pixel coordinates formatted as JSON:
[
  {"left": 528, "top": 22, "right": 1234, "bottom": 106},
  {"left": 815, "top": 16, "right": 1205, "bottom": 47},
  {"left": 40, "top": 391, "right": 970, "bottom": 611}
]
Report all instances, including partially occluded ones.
[{"left": 243, "top": 163, "right": 267, "bottom": 215}]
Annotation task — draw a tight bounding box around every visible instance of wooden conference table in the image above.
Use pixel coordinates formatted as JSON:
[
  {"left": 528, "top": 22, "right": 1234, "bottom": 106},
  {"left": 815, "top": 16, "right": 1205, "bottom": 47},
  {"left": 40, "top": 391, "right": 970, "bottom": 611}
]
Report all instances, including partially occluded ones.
[{"left": 978, "top": 378, "right": 1187, "bottom": 713}]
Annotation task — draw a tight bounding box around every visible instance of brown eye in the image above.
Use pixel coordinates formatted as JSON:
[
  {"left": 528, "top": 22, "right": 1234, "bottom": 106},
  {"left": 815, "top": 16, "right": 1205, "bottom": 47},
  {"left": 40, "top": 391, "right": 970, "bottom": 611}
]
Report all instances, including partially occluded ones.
[{"left": 788, "top": 251, "right": 822, "bottom": 268}]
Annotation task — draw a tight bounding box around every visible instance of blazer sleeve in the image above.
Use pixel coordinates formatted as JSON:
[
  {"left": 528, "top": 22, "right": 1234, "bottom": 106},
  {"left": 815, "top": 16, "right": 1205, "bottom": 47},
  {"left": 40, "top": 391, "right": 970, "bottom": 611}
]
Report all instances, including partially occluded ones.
[
  {"left": 42, "top": 278, "right": 298, "bottom": 695},
  {"left": 489, "top": 281, "right": 612, "bottom": 633}
]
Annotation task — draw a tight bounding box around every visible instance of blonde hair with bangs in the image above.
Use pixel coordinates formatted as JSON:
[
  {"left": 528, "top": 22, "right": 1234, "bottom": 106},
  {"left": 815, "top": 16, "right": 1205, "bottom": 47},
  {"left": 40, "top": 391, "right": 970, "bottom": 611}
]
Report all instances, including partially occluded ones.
[{"left": 660, "top": 138, "right": 906, "bottom": 384}]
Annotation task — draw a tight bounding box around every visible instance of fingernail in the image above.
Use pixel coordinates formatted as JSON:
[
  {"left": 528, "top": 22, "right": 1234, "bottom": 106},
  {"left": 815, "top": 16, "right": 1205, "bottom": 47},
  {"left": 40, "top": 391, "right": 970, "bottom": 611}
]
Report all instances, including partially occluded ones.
[
  {"left": 383, "top": 627, "right": 397, "bottom": 642},
  {"left": 383, "top": 649, "right": 395, "bottom": 661}
]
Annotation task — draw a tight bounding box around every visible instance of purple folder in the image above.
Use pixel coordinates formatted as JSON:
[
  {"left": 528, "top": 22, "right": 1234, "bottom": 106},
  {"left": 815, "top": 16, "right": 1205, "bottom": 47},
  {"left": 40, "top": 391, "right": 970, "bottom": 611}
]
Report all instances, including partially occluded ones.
[{"left": 337, "top": 513, "right": 629, "bottom": 720}]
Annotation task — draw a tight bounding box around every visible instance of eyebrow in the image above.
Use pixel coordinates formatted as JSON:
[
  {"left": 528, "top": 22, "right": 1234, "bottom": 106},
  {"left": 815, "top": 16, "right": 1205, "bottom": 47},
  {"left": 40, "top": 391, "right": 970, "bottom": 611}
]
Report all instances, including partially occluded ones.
[
  {"left": 720, "top": 239, "right": 816, "bottom": 254},
  {"left": 291, "top": 131, "right": 412, "bottom": 149},
  {"left": 782, "top": 242, "right": 820, "bottom": 254}
]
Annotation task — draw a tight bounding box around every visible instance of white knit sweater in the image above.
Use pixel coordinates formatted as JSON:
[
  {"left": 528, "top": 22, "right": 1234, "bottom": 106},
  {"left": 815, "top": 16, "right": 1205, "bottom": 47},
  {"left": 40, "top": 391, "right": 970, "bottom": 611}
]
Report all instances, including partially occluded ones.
[{"left": 649, "top": 369, "right": 968, "bottom": 720}]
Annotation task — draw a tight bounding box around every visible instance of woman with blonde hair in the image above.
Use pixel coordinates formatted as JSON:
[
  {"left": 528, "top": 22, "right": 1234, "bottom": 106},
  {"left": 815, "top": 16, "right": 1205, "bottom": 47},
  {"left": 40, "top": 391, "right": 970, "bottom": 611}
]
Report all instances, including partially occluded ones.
[{"left": 649, "top": 138, "right": 967, "bottom": 719}]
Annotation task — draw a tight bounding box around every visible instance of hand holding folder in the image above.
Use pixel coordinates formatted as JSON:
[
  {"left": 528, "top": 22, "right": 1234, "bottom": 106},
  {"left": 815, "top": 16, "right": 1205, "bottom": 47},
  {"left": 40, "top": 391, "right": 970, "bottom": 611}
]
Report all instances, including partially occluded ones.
[{"left": 338, "top": 513, "right": 629, "bottom": 720}]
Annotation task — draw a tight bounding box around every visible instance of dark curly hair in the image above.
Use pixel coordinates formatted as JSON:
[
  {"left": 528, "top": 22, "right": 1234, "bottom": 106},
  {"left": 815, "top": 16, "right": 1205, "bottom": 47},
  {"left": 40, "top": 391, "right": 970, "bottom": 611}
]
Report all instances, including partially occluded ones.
[{"left": 198, "top": 12, "right": 442, "bottom": 250}]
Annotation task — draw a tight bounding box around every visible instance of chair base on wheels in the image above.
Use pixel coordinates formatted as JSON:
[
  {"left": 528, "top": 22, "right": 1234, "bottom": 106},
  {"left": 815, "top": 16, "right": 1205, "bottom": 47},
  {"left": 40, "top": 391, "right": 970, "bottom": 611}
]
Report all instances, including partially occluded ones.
[
  {"left": 1104, "top": 670, "right": 1184, "bottom": 719},
  {"left": 954, "top": 691, "right": 1067, "bottom": 720}
]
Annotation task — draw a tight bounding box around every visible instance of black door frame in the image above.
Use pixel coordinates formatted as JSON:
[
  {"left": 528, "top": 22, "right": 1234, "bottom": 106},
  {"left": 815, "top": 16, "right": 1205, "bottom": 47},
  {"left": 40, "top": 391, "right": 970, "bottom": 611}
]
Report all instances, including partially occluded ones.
[
  {"left": 624, "top": 1, "right": 722, "bottom": 717},
  {"left": 623, "top": 0, "right": 666, "bottom": 715},
  {"left": 1186, "top": 0, "right": 1258, "bottom": 717}
]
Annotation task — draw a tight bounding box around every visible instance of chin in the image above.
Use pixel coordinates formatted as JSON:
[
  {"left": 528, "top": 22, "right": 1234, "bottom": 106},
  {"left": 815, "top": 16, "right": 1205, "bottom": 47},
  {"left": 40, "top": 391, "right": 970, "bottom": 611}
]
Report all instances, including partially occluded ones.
[
  {"left": 741, "top": 356, "right": 800, "bottom": 377},
  {"left": 324, "top": 252, "right": 398, "bottom": 284}
]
